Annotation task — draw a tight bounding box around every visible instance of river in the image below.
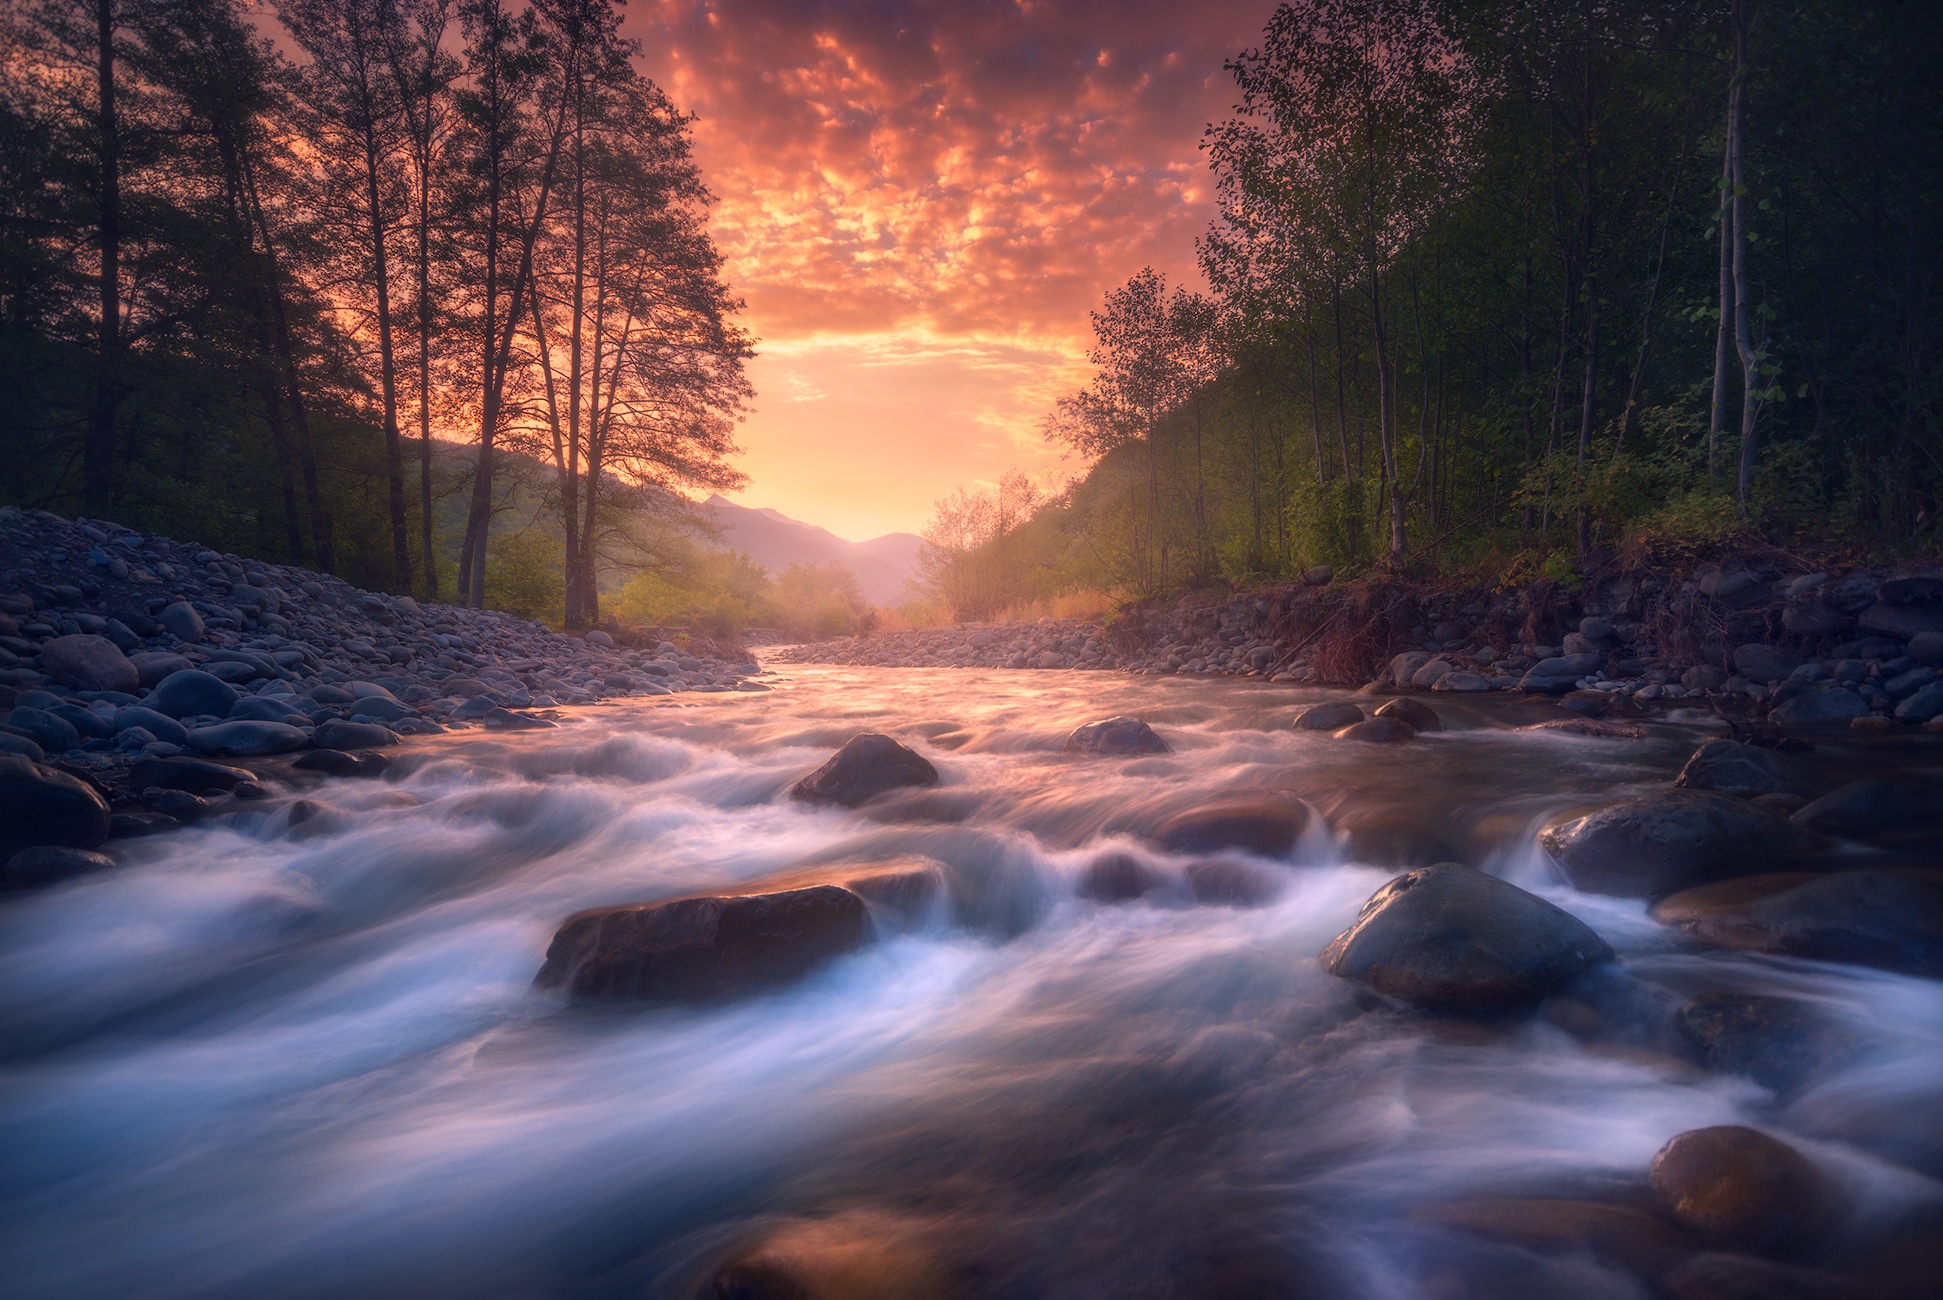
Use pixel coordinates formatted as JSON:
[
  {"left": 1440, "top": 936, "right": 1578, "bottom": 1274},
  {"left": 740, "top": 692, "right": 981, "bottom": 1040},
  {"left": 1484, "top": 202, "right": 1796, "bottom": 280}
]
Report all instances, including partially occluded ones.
[{"left": 2, "top": 665, "right": 1939, "bottom": 1298}]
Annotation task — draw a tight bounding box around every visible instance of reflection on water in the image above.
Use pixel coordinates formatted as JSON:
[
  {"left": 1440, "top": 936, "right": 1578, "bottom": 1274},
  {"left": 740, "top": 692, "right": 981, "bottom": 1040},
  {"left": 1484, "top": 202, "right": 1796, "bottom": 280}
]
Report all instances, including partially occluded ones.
[{"left": 0, "top": 666, "right": 1938, "bottom": 1298}]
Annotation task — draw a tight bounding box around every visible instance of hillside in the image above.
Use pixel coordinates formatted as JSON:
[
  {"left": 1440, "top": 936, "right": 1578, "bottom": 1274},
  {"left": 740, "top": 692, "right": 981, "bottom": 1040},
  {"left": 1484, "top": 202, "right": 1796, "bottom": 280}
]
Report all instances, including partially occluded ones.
[{"left": 700, "top": 496, "right": 923, "bottom": 605}]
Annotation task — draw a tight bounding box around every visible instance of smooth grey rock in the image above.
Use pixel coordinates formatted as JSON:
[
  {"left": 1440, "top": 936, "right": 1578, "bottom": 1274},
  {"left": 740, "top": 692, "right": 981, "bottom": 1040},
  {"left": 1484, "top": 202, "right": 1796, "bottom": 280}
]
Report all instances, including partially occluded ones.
[
  {"left": 1859, "top": 602, "right": 1943, "bottom": 640},
  {"left": 159, "top": 601, "right": 205, "bottom": 642},
  {"left": 1909, "top": 631, "right": 1943, "bottom": 666},
  {"left": 346, "top": 680, "right": 399, "bottom": 703},
  {"left": 152, "top": 669, "right": 239, "bottom": 720},
  {"left": 1077, "top": 852, "right": 1168, "bottom": 902},
  {"left": 1894, "top": 681, "right": 1943, "bottom": 723},
  {"left": 0, "top": 731, "right": 45, "bottom": 760},
  {"left": 1387, "top": 651, "right": 1431, "bottom": 684},
  {"left": 6, "top": 707, "right": 79, "bottom": 753},
  {"left": 1411, "top": 658, "right": 1455, "bottom": 688},
  {"left": 112, "top": 705, "right": 188, "bottom": 746},
  {"left": 1579, "top": 617, "right": 1614, "bottom": 640},
  {"left": 1294, "top": 701, "right": 1363, "bottom": 731},
  {"left": 1433, "top": 670, "right": 1492, "bottom": 693},
  {"left": 480, "top": 707, "right": 555, "bottom": 731},
  {"left": 1675, "top": 992, "right": 1837, "bottom": 1092},
  {"left": 0, "top": 755, "right": 110, "bottom": 858},
  {"left": 127, "top": 755, "right": 252, "bottom": 793},
  {"left": 790, "top": 733, "right": 938, "bottom": 808},
  {"left": 4, "top": 844, "right": 115, "bottom": 889},
  {"left": 1770, "top": 686, "right": 1869, "bottom": 723},
  {"left": 312, "top": 719, "right": 398, "bottom": 749},
  {"left": 1653, "top": 871, "right": 1943, "bottom": 976},
  {"left": 128, "top": 651, "right": 192, "bottom": 686},
  {"left": 1732, "top": 643, "right": 1796, "bottom": 685},
  {"left": 185, "top": 720, "right": 309, "bottom": 756},
  {"left": 40, "top": 633, "right": 138, "bottom": 693},
  {"left": 1884, "top": 667, "right": 1936, "bottom": 699},
  {"left": 228, "top": 696, "right": 309, "bottom": 724},
  {"left": 1674, "top": 740, "right": 1802, "bottom": 797},
  {"left": 1792, "top": 780, "right": 1943, "bottom": 837},
  {"left": 1320, "top": 862, "right": 1613, "bottom": 1010},
  {"left": 1335, "top": 716, "right": 1417, "bottom": 742},
  {"left": 1374, "top": 697, "right": 1440, "bottom": 730},
  {"left": 1541, "top": 790, "right": 1822, "bottom": 897},
  {"left": 1063, "top": 715, "right": 1168, "bottom": 755}
]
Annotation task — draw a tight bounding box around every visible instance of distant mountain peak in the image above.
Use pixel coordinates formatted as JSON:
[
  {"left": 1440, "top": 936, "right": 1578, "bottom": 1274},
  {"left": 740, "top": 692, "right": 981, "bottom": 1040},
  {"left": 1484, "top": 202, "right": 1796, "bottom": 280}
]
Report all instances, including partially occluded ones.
[{"left": 700, "top": 497, "right": 922, "bottom": 605}]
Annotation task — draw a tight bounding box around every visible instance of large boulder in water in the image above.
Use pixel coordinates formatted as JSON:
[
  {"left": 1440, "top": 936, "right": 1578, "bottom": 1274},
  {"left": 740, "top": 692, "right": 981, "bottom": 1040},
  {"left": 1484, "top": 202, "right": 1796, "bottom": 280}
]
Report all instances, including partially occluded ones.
[
  {"left": 536, "top": 862, "right": 944, "bottom": 1002},
  {"left": 1540, "top": 790, "right": 1822, "bottom": 897},
  {"left": 3, "top": 845, "right": 115, "bottom": 890},
  {"left": 1320, "top": 862, "right": 1612, "bottom": 1010},
  {"left": 1374, "top": 697, "right": 1440, "bottom": 731},
  {"left": 1792, "top": 779, "right": 1943, "bottom": 838},
  {"left": 40, "top": 633, "right": 139, "bottom": 693},
  {"left": 1295, "top": 700, "right": 1364, "bottom": 731},
  {"left": 1650, "top": 1126, "right": 1844, "bottom": 1254},
  {"left": 790, "top": 733, "right": 938, "bottom": 807},
  {"left": 1673, "top": 992, "right": 1837, "bottom": 1092},
  {"left": 1063, "top": 715, "right": 1167, "bottom": 755},
  {"left": 1154, "top": 796, "right": 1308, "bottom": 857},
  {"left": 1674, "top": 740, "right": 1804, "bottom": 797},
  {"left": 1334, "top": 716, "right": 1416, "bottom": 743},
  {"left": 702, "top": 1212, "right": 957, "bottom": 1300},
  {"left": 0, "top": 755, "right": 110, "bottom": 859},
  {"left": 1650, "top": 870, "right": 1943, "bottom": 976},
  {"left": 1418, "top": 1198, "right": 1689, "bottom": 1276}
]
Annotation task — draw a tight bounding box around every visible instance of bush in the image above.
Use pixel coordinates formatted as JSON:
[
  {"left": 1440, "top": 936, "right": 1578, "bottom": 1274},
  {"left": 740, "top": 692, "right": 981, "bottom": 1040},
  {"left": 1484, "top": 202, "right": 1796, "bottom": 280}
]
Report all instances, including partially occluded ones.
[{"left": 485, "top": 529, "right": 565, "bottom": 623}]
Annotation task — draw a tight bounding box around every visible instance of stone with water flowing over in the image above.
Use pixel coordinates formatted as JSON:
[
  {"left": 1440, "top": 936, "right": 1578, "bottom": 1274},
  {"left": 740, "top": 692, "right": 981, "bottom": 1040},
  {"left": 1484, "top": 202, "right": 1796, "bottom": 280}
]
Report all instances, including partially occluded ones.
[
  {"left": 1320, "top": 862, "right": 1613, "bottom": 1010},
  {"left": 1674, "top": 992, "right": 1837, "bottom": 1092},
  {"left": 703, "top": 1212, "right": 959, "bottom": 1300},
  {"left": 1540, "top": 790, "right": 1823, "bottom": 897},
  {"left": 1651, "top": 870, "right": 1943, "bottom": 975},
  {"left": 1417, "top": 1198, "right": 1689, "bottom": 1275},
  {"left": 1675, "top": 739, "right": 1804, "bottom": 797},
  {"left": 1374, "top": 697, "right": 1440, "bottom": 730},
  {"left": 1293, "top": 700, "right": 1362, "bottom": 731},
  {"left": 1062, "top": 715, "right": 1167, "bottom": 755},
  {"left": 1792, "top": 779, "right": 1943, "bottom": 837},
  {"left": 3, "top": 844, "right": 115, "bottom": 889},
  {"left": 1650, "top": 1126, "right": 1844, "bottom": 1254},
  {"left": 790, "top": 733, "right": 938, "bottom": 807},
  {"left": 1334, "top": 716, "right": 1416, "bottom": 743},
  {"left": 1154, "top": 796, "right": 1308, "bottom": 856},
  {"left": 534, "top": 862, "right": 944, "bottom": 1003},
  {"left": 0, "top": 755, "right": 110, "bottom": 859}
]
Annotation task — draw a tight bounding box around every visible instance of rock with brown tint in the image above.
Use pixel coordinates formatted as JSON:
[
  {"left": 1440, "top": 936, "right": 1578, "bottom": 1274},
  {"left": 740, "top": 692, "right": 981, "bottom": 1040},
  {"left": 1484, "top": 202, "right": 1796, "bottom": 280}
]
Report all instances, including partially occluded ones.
[
  {"left": 1674, "top": 992, "right": 1840, "bottom": 1092},
  {"left": 1062, "top": 715, "right": 1168, "bottom": 755},
  {"left": 1184, "top": 858, "right": 1284, "bottom": 907},
  {"left": 1660, "top": 1253, "right": 1864, "bottom": 1300},
  {"left": 1540, "top": 790, "right": 1822, "bottom": 897},
  {"left": 1374, "top": 697, "right": 1440, "bottom": 731},
  {"left": 790, "top": 733, "right": 938, "bottom": 807},
  {"left": 1419, "top": 1198, "right": 1689, "bottom": 1276},
  {"left": 702, "top": 1212, "right": 958, "bottom": 1300},
  {"left": 1520, "top": 717, "right": 1647, "bottom": 739},
  {"left": 1334, "top": 716, "right": 1417, "bottom": 743},
  {"left": 1077, "top": 852, "right": 1167, "bottom": 903},
  {"left": 1675, "top": 740, "right": 1804, "bottom": 797},
  {"left": 1650, "top": 870, "right": 1943, "bottom": 976},
  {"left": 1320, "top": 862, "right": 1612, "bottom": 1010},
  {"left": 1154, "top": 797, "right": 1308, "bottom": 857},
  {"left": 1650, "top": 1126, "right": 1845, "bottom": 1254},
  {"left": 1293, "top": 700, "right": 1363, "bottom": 731}
]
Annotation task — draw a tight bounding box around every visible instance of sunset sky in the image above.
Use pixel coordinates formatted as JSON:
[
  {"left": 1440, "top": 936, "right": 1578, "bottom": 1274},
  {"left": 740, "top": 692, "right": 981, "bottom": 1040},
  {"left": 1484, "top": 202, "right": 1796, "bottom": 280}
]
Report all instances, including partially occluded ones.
[{"left": 622, "top": 0, "right": 1279, "bottom": 540}]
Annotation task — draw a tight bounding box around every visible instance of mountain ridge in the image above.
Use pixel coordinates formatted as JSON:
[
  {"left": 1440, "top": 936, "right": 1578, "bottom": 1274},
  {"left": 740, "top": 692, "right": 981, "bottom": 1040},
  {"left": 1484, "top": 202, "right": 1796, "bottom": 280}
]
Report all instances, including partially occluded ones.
[{"left": 700, "top": 495, "right": 923, "bottom": 605}]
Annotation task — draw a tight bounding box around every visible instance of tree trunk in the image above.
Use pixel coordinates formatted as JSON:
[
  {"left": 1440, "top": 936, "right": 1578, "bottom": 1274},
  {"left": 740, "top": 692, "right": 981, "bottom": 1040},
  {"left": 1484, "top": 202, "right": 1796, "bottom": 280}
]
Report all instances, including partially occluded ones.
[
  {"left": 86, "top": 0, "right": 121, "bottom": 515},
  {"left": 1729, "top": 0, "right": 1763, "bottom": 513},
  {"left": 1708, "top": 132, "right": 1735, "bottom": 482},
  {"left": 363, "top": 127, "right": 413, "bottom": 591}
]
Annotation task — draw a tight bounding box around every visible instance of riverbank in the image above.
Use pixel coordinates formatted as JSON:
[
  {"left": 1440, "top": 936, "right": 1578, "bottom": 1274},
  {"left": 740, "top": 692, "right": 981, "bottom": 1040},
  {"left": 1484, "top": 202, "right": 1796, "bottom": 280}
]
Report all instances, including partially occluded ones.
[
  {"left": 0, "top": 506, "right": 765, "bottom": 878},
  {"left": 773, "top": 556, "right": 1943, "bottom": 731}
]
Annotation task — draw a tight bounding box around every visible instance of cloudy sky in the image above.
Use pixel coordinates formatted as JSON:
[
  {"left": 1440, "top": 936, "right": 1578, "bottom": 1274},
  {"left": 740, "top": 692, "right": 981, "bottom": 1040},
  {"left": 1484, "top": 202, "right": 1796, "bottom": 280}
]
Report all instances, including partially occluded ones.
[{"left": 623, "top": 0, "right": 1279, "bottom": 539}]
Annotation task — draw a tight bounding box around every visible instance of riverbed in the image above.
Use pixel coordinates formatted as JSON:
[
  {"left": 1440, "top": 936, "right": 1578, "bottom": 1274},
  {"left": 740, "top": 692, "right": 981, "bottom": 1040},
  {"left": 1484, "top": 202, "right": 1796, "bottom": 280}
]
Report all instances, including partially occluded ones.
[{"left": 2, "top": 665, "right": 1939, "bottom": 1298}]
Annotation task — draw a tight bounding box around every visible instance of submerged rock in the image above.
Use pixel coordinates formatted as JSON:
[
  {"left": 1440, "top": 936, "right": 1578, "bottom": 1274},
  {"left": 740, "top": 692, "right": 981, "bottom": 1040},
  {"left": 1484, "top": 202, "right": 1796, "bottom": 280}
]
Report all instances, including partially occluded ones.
[
  {"left": 1674, "top": 992, "right": 1835, "bottom": 1092},
  {"left": 1062, "top": 715, "right": 1167, "bottom": 755},
  {"left": 1293, "top": 700, "right": 1363, "bottom": 731},
  {"left": 1651, "top": 870, "right": 1943, "bottom": 976},
  {"left": 1154, "top": 796, "right": 1308, "bottom": 857},
  {"left": 701, "top": 1212, "right": 957, "bottom": 1300},
  {"left": 1540, "top": 790, "right": 1822, "bottom": 897},
  {"left": 1520, "top": 716, "right": 1647, "bottom": 739},
  {"left": 1320, "top": 862, "right": 1613, "bottom": 1010},
  {"left": 1675, "top": 740, "right": 1803, "bottom": 797},
  {"left": 1792, "top": 780, "right": 1943, "bottom": 838},
  {"left": 1658, "top": 1253, "right": 1865, "bottom": 1300},
  {"left": 0, "top": 756, "right": 111, "bottom": 859},
  {"left": 1077, "top": 852, "right": 1168, "bottom": 902},
  {"left": 1419, "top": 1198, "right": 1688, "bottom": 1275},
  {"left": 1374, "top": 697, "right": 1440, "bottom": 731},
  {"left": 1184, "top": 858, "right": 1284, "bottom": 907},
  {"left": 3, "top": 844, "right": 115, "bottom": 890},
  {"left": 127, "top": 754, "right": 252, "bottom": 793},
  {"left": 291, "top": 748, "right": 390, "bottom": 778},
  {"left": 1335, "top": 716, "right": 1416, "bottom": 743},
  {"left": 1650, "top": 1126, "right": 1844, "bottom": 1254},
  {"left": 791, "top": 733, "right": 938, "bottom": 807}
]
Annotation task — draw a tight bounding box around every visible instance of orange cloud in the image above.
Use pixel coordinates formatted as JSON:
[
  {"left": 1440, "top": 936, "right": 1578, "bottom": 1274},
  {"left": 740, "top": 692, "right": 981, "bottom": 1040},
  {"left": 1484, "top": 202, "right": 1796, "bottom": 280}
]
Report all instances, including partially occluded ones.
[{"left": 624, "top": 0, "right": 1279, "bottom": 537}]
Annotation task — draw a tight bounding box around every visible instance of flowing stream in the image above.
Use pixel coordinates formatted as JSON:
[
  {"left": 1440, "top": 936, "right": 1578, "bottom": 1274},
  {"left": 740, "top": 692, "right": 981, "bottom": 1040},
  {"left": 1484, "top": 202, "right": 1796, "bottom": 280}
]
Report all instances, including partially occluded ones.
[{"left": 2, "top": 666, "right": 1939, "bottom": 1298}]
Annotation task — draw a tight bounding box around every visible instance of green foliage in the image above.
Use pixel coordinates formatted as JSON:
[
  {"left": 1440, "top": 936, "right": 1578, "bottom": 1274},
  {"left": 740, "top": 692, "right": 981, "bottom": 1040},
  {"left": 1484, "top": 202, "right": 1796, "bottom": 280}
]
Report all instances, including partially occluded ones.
[{"left": 484, "top": 529, "right": 565, "bottom": 623}]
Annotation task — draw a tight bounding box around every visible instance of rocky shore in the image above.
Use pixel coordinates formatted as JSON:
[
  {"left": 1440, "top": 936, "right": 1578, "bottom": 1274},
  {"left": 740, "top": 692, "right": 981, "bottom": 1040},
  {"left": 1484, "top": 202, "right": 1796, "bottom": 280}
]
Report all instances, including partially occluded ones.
[
  {"left": 774, "top": 558, "right": 1943, "bottom": 731},
  {"left": 0, "top": 506, "right": 764, "bottom": 882}
]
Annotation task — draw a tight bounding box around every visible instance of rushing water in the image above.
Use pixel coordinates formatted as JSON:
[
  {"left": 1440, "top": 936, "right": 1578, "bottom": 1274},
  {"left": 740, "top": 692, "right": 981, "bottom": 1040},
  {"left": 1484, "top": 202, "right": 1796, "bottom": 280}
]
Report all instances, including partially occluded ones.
[{"left": 2, "top": 666, "right": 1940, "bottom": 1298}]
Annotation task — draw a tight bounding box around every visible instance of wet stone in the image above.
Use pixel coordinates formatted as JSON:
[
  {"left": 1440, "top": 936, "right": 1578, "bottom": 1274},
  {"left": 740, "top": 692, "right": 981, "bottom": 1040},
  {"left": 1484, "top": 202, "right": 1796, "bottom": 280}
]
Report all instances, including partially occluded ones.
[
  {"left": 185, "top": 720, "right": 309, "bottom": 756},
  {"left": 1062, "top": 715, "right": 1167, "bottom": 755},
  {"left": 1334, "top": 716, "right": 1416, "bottom": 743},
  {"left": 1320, "top": 862, "right": 1613, "bottom": 1010},
  {"left": 1183, "top": 858, "right": 1283, "bottom": 907},
  {"left": 126, "top": 754, "right": 252, "bottom": 793},
  {"left": 1675, "top": 740, "right": 1802, "bottom": 797},
  {"left": 1294, "top": 700, "right": 1363, "bottom": 731},
  {"left": 3, "top": 844, "right": 115, "bottom": 890},
  {"left": 1540, "top": 790, "right": 1823, "bottom": 898},
  {"left": 1077, "top": 852, "right": 1168, "bottom": 903},
  {"left": 1154, "top": 796, "right": 1308, "bottom": 857},
  {"left": 151, "top": 669, "right": 239, "bottom": 720},
  {"left": 0, "top": 755, "right": 111, "bottom": 859},
  {"left": 790, "top": 733, "right": 938, "bottom": 808},
  {"left": 1650, "top": 1126, "right": 1844, "bottom": 1255},
  {"left": 1374, "top": 697, "right": 1440, "bottom": 730},
  {"left": 1651, "top": 870, "right": 1943, "bottom": 976},
  {"left": 1674, "top": 992, "right": 1834, "bottom": 1092}
]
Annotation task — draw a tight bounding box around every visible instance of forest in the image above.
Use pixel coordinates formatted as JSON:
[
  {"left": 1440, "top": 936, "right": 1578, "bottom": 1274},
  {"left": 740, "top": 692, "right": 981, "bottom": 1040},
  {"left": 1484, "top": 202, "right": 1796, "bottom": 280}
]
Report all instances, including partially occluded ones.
[
  {"left": 0, "top": 0, "right": 750, "bottom": 627},
  {"left": 924, "top": 0, "right": 1943, "bottom": 619}
]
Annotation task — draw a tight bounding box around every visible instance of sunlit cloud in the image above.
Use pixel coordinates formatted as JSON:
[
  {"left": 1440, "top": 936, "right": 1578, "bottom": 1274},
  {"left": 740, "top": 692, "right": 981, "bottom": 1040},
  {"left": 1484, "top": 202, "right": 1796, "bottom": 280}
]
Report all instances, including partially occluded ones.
[{"left": 625, "top": 0, "right": 1279, "bottom": 536}]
